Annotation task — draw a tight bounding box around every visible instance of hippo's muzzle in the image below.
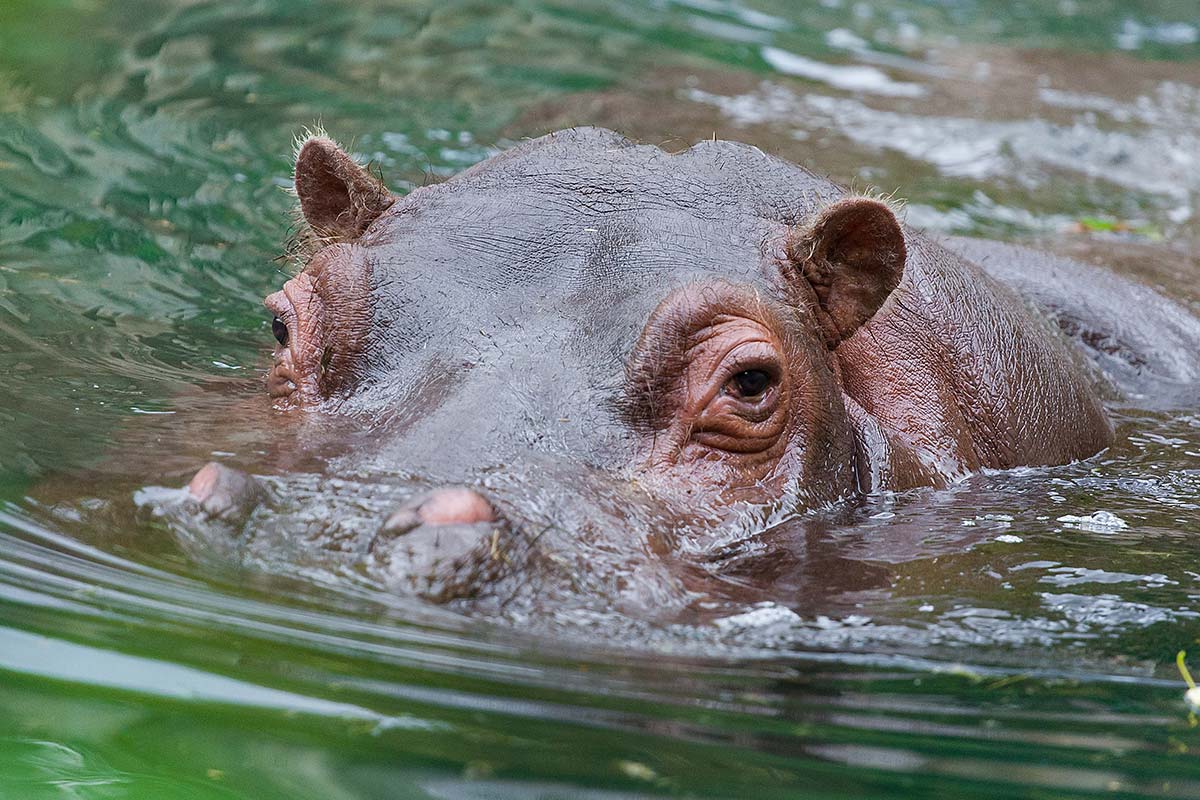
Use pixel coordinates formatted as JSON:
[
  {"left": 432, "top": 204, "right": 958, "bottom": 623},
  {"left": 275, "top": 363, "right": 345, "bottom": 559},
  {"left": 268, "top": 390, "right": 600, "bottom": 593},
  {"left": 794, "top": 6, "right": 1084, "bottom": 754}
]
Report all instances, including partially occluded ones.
[{"left": 186, "top": 462, "right": 512, "bottom": 603}]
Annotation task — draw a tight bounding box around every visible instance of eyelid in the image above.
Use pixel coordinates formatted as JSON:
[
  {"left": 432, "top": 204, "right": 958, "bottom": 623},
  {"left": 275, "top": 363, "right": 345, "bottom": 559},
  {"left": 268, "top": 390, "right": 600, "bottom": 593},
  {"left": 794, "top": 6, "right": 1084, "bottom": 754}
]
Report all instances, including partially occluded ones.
[
  {"left": 682, "top": 341, "right": 783, "bottom": 424},
  {"left": 711, "top": 341, "right": 782, "bottom": 389},
  {"left": 263, "top": 290, "right": 293, "bottom": 323}
]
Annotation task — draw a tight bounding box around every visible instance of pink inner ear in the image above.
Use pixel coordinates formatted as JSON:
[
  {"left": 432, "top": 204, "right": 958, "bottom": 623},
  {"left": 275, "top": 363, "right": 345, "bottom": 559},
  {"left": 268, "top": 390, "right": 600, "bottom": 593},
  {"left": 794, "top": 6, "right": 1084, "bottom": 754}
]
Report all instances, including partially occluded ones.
[{"left": 294, "top": 136, "right": 393, "bottom": 240}]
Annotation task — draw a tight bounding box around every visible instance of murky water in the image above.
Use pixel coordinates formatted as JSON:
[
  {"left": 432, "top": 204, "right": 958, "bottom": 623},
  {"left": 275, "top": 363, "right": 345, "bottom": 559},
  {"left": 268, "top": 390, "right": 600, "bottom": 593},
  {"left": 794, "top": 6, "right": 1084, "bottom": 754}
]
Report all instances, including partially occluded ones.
[{"left": 3, "top": 1, "right": 1200, "bottom": 797}]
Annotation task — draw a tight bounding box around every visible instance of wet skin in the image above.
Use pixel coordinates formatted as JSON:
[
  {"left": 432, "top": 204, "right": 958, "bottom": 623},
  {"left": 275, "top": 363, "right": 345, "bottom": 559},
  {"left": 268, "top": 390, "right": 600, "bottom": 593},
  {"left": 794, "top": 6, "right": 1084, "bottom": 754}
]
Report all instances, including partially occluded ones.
[{"left": 183, "top": 127, "right": 1199, "bottom": 610}]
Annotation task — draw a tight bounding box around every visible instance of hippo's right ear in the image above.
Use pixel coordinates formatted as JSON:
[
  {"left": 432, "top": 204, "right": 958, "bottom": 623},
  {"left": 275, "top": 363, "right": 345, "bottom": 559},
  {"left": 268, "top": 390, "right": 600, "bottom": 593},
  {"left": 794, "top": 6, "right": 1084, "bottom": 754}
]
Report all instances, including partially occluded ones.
[
  {"left": 787, "top": 197, "right": 906, "bottom": 347},
  {"left": 294, "top": 135, "right": 395, "bottom": 241}
]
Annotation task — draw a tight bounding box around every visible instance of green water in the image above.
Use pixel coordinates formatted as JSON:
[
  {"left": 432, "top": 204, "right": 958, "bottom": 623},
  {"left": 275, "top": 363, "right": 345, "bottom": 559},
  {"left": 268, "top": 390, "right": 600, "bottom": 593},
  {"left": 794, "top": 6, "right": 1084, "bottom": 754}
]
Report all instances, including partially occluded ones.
[{"left": 3, "top": 1, "right": 1200, "bottom": 797}]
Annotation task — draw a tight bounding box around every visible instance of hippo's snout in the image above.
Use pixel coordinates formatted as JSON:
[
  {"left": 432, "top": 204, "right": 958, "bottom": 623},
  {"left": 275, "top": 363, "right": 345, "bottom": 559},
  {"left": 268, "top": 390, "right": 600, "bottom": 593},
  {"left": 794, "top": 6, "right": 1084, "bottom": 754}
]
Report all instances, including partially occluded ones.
[
  {"left": 186, "top": 462, "right": 263, "bottom": 523},
  {"left": 370, "top": 487, "right": 510, "bottom": 603}
]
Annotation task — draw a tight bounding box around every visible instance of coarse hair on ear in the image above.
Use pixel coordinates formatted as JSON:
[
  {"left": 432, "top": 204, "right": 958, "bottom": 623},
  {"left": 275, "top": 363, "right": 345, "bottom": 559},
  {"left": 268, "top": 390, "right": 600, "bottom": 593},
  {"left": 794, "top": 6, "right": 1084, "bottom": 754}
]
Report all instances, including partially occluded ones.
[
  {"left": 787, "top": 196, "right": 906, "bottom": 346},
  {"left": 292, "top": 128, "right": 394, "bottom": 243}
]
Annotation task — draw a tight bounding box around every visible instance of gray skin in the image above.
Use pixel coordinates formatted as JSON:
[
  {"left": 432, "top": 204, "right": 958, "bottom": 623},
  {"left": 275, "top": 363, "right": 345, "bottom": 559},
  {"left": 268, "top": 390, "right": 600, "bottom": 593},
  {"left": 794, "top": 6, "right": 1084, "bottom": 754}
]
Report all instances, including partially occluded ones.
[{"left": 183, "top": 127, "right": 1198, "bottom": 613}]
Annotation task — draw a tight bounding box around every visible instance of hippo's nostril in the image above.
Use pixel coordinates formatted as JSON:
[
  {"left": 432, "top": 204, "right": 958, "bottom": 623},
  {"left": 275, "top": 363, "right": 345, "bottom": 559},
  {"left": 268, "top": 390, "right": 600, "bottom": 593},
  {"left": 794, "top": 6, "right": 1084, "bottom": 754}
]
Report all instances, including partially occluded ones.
[{"left": 379, "top": 507, "right": 423, "bottom": 538}]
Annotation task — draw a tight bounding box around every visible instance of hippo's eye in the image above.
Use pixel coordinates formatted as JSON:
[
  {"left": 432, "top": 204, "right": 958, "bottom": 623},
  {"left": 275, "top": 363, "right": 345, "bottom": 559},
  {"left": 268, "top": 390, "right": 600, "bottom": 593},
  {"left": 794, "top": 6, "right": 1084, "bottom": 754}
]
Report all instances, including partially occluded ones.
[
  {"left": 729, "top": 369, "right": 773, "bottom": 399},
  {"left": 271, "top": 316, "right": 289, "bottom": 347}
]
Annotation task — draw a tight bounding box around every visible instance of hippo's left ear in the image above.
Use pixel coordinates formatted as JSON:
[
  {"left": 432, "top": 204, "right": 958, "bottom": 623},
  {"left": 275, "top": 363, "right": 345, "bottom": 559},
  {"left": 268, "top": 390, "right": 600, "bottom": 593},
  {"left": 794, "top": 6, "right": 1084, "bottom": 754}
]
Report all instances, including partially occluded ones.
[
  {"left": 294, "top": 135, "right": 395, "bottom": 241},
  {"left": 787, "top": 198, "right": 906, "bottom": 346}
]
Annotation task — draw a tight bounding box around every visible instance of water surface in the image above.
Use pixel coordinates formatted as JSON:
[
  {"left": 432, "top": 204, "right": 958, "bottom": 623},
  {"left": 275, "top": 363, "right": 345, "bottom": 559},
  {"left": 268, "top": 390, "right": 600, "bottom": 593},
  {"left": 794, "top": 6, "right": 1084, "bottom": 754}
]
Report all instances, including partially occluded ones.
[{"left": 3, "top": 1, "right": 1200, "bottom": 797}]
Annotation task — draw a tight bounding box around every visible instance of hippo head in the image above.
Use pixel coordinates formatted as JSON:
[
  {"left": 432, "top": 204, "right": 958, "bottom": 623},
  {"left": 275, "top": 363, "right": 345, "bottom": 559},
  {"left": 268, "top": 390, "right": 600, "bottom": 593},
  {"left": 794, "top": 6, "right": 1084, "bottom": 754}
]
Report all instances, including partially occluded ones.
[{"left": 230, "top": 128, "right": 906, "bottom": 607}]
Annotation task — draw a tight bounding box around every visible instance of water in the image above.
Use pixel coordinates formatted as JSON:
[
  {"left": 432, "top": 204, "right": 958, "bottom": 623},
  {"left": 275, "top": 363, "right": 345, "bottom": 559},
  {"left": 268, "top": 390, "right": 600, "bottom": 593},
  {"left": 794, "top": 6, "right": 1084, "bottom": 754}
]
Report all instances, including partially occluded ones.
[{"left": 3, "top": 1, "right": 1200, "bottom": 796}]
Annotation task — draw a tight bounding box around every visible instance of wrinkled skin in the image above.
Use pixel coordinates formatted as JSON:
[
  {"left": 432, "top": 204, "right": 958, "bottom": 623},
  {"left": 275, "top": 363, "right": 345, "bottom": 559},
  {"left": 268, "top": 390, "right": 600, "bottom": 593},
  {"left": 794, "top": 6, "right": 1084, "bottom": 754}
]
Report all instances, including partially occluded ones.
[{"left": 179, "top": 127, "right": 1200, "bottom": 613}]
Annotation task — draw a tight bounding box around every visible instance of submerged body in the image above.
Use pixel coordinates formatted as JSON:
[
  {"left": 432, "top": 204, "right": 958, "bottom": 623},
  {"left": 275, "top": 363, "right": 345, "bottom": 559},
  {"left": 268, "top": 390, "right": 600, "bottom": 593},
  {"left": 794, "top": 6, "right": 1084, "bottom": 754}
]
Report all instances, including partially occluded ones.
[{"left": 179, "top": 127, "right": 1196, "bottom": 610}]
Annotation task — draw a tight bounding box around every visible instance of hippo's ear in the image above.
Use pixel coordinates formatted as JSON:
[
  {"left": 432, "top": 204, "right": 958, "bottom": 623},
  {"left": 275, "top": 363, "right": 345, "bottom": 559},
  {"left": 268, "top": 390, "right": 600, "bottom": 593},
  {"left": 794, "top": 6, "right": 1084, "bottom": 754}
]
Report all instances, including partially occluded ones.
[
  {"left": 788, "top": 198, "right": 906, "bottom": 346},
  {"left": 294, "top": 135, "right": 394, "bottom": 241}
]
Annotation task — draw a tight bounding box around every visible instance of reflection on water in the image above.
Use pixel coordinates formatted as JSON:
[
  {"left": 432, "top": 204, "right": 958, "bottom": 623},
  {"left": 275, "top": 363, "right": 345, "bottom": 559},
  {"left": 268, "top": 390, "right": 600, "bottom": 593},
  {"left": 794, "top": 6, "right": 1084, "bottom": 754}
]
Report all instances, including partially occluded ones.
[{"left": 3, "top": 0, "right": 1200, "bottom": 797}]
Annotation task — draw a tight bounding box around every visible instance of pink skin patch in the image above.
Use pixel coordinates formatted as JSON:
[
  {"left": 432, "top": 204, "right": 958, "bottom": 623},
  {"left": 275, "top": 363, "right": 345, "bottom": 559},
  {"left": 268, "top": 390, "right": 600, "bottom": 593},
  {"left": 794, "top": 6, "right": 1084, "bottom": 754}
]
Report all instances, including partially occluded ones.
[
  {"left": 186, "top": 461, "right": 262, "bottom": 520},
  {"left": 417, "top": 488, "right": 495, "bottom": 526},
  {"left": 186, "top": 462, "right": 225, "bottom": 501}
]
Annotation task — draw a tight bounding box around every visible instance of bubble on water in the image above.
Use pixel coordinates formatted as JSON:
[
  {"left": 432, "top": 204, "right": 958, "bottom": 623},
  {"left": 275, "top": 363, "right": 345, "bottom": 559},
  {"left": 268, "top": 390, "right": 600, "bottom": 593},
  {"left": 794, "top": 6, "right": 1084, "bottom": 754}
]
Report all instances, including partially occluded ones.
[
  {"left": 994, "top": 534, "right": 1023, "bottom": 544},
  {"left": 969, "top": 513, "right": 1015, "bottom": 530},
  {"left": 1041, "top": 592, "right": 1198, "bottom": 628},
  {"left": 1039, "top": 567, "right": 1175, "bottom": 588},
  {"left": 1011, "top": 560, "right": 1060, "bottom": 572},
  {"left": 714, "top": 602, "right": 801, "bottom": 631},
  {"left": 1055, "top": 511, "right": 1129, "bottom": 532}
]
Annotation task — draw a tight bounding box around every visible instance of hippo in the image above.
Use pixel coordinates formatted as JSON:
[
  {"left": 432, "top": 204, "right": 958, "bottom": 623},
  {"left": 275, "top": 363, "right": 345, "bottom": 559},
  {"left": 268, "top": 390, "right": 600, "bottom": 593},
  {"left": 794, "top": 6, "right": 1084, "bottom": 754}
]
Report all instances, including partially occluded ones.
[{"left": 178, "top": 127, "right": 1198, "bottom": 612}]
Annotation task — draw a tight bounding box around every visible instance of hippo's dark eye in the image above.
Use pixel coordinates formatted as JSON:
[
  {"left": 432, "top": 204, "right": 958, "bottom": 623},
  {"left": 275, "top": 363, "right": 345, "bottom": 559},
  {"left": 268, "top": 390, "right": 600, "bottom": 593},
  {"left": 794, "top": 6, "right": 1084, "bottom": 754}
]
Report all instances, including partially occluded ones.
[
  {"left": 731, "top": 369, "right": 772, "bottom": 398},
  {"left": 271, "top": 316, "right": 289, "bottom": 347}
]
